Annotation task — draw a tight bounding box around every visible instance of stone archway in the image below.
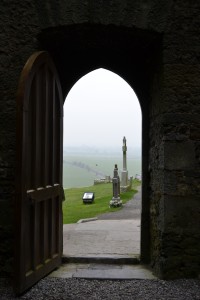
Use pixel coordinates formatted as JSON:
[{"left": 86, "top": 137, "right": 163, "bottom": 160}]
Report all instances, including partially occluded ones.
[{"left": 37, "top": 23, "right": 162, "bottom": 265}]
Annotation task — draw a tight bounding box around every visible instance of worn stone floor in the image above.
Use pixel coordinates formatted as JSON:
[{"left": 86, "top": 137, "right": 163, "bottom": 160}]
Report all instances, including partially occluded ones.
[{"left": 50, "top": 187, "right": 156, "bottom": 280}]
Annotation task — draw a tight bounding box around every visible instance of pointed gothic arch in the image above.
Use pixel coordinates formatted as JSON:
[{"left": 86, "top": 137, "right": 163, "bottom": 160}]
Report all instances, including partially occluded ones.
[{"left": 38, "top": 23, "right": 160, "bottom": 264}]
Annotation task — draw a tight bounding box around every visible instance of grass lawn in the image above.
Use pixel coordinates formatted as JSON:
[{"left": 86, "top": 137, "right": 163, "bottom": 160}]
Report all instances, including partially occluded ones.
[{"left": 63, "top": 179, "right": 141, "bottom": 224}]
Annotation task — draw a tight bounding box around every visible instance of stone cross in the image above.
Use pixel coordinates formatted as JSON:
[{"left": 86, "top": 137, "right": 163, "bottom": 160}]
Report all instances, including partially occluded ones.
[
  {"left": 121, "top": 136, "right": 129, "bottom": 192},
  {"left": 122, "top": 136, "right": 127, "bottom": 170}
]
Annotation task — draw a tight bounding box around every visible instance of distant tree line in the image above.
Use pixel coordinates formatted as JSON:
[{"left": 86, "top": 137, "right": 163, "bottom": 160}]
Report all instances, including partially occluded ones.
[{"left": 63, "top": 160, "right": 106, "bottom": 177}]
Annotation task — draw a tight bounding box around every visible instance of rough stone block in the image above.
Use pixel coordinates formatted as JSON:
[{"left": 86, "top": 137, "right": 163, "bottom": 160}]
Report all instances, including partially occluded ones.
[
  {"left": 164, "top": 195, "right": 200, "bottom": 230},
  {"left": 164, "top": 141, "right": 196, "bottom": 170}
]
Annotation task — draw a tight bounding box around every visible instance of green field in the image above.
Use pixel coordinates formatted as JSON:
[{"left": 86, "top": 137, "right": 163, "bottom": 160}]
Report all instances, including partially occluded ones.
[
  {"left": 63, "top": 179, "right": 141, "bottom": 224},
  {"left": 63, "top": 152, "right": 141, "bottom": 189}
]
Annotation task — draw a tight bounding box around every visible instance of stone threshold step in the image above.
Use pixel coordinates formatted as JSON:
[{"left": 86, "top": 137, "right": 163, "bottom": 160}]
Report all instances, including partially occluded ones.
[
  {"left": 62, "top": 254, "right": 140, "bottom": 265},
  {"left": 49, "top": 263, "right": 157, "bottom": 280}
]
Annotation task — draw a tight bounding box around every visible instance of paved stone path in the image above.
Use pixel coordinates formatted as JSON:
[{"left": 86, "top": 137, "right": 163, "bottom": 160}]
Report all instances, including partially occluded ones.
[
  {"left": 63, "top": 219, "right": 140, "bottom": 257},
  {"left": 56, "top": 187, "right": 150, "bottom": 281},
  {"left": 63, "top": 186, "right": 141, "bottom": 257}
]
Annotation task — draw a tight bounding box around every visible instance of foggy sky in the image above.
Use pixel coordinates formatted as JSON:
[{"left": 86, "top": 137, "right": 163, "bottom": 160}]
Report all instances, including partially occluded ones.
[{"left": 63, "top": 68, "right": 141, "bottom": 150}]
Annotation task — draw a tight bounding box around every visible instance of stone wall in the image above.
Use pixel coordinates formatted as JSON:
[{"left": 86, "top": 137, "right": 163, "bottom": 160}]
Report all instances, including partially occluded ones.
[
  {"left": 0, "top": 0, "right": 199, "bottom": 279},
  {"left": 148, "top": 2, "right": 200, "bottom": 278}
]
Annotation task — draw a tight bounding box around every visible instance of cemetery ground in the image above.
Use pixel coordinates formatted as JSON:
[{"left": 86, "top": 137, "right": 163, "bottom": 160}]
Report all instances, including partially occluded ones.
[{"left": 62, "top": 179, "right": 141, "bottom": 224}]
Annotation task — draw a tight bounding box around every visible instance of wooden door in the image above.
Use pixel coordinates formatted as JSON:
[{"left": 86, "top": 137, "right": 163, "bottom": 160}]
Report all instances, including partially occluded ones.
[{"left": 15, "top": 51, "right": 64, "bottom": 294}]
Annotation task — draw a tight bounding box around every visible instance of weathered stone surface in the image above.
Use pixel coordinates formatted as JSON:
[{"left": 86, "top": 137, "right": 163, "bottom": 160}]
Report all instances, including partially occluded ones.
[{"left": 164, "top": 141, "right": 196, "bottom": 171}]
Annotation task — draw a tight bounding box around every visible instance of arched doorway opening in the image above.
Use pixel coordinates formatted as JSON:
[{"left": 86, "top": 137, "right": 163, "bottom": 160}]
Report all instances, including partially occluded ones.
[
  {"left": 62, "top": 68, "right": 142, "bottom": 258},
  {"left": 38, "top": 22, "right": 161, "bottom": 266}
]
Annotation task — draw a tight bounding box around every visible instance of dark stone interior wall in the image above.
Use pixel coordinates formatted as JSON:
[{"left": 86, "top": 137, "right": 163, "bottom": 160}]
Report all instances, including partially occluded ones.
[
  {"left": 149, "top": 2, "right": 200, "bottom": 278},
  {"left": 0, "top": 0, "right": 200, "bottom": 279},
  {"left": 0, "top": 1, "right": 37, "bottom": 274}
]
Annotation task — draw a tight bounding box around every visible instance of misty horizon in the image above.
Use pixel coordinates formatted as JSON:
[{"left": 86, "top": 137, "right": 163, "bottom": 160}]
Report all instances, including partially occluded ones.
[
  {"left": 63, "top": 68, "right": 142, "bottom": 150},
  {"left": 63, "top": 144, "right": 141, "bottom": 157}
]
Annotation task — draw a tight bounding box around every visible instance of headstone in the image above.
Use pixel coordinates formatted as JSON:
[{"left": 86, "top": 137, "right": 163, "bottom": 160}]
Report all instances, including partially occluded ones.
[{"left": 110, "top": 164, "right": 122, "bottom": 207}]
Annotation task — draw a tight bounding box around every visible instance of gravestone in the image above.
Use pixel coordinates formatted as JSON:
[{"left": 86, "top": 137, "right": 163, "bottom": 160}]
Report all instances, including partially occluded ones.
[{"left": 110, "top": 164, "right": 122, "bottom": 207}]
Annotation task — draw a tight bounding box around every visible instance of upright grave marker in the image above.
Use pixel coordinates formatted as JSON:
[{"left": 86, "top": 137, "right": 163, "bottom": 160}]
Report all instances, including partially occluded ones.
[
  {"left": 120, "top": 136, "right": 129, "bottom": 192},
  {"left": 110, "top": 164, "right": 122, "bottom": 207}
]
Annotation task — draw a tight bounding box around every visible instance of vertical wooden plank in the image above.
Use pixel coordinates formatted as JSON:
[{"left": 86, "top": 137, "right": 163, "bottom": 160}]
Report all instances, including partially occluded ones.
[
  {"left": 55, "top": 196, "right": 59, "bottom": 255},
  {"left": 49, "top": 197, "right": 53, "bottom": 259},
  {"left": 51, "top": 76, "right": 56, "bottom": 257},
  {"left": 26, "top": 76, "right": 34, "bottom": 190},
  {"left": 35, "top": 64, "right": 46, "bottom": 188},
  {"left": 24, "top": 77, "right": 34, "bottom": 274},
  {"left": 56, "top": 82, "right": 64, "bottom": 256},
  {"left": 31, "top": 202, "right": 37, "bottom": 272},
  {"left": 45, "top": 66, "right": 54, "bottom": 186},
  {"left": 55, "top": 77, "right": 62, "bottom": 256},
  {"left": 43, "top": 66, "right": 49, "bottom": 261},
  {"left": 40, "top": 201, "right": 45, "bottom": 265},
  {"left": 49, "top": 75, "right": 56, "bottom": 257},
  {"left": 52, "top": 76, "right": 56, "bottom": 184},
  {"left": 25, "top": 201, "right": 32, "bottom": 274},
  {"left": 30, "top": 77, "right": 37, "bottom": 190},
  {"left": 41, "top": 65, "right": 47, "bottom": 188},
  {"left": 35, "top": 71, "right": 41, "bottom": 188},
  {"left": 54, "top": 82, "right": 63, "bottom": 184}
]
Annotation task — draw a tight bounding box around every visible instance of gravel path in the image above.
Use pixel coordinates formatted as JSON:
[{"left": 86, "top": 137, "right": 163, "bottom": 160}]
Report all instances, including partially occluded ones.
[{"left": 1, "top": 277, "right": 200, "bottom": 299}]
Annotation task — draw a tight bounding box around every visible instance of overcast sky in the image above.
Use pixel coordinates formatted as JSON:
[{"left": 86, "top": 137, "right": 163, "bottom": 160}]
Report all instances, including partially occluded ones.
[{"left": 63, "top": 68, "right": 141, "bottom": 150}]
